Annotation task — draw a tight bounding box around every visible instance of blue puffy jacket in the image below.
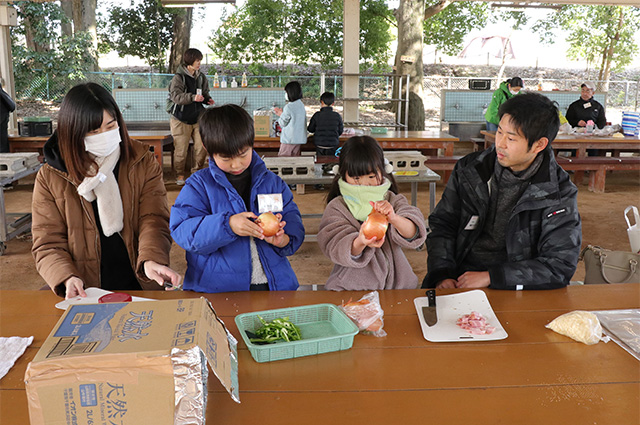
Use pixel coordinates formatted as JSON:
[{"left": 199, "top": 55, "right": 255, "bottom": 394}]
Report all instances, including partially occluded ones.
[{"left": 170, "top": 151, "right": 304, "bottom": 292}]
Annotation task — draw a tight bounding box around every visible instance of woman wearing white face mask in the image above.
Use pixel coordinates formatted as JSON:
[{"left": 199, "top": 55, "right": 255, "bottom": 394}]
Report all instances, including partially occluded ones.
[
  {"left": 484, "top": 77, "right": 524, "bottom": 132},
  {"left": 32, "top": 83, "right": 182, "bottom": 299}
]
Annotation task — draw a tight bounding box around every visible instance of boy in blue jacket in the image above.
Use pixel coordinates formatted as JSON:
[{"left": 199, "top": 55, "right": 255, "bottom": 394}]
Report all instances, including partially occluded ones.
[{"left": 170, "top": 104, "right": 305, "bottom": 292}]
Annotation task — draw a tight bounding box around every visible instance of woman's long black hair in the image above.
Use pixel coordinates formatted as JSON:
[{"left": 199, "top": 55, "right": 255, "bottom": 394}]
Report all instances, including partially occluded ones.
[
  {"left": 326, "top": 135, "right": 398, "bottom": 204},
  {"left": 57, "top": 83, "right": 132, "bottom": 181}
]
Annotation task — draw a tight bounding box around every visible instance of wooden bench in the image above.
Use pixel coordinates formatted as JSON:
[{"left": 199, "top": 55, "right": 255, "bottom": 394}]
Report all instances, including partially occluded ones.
[
  {"left": 424, "top": 156, "right": 462, "bottom": 183},
  {"left": 555, "top": 156, "right": 640, "bottom": 193}
]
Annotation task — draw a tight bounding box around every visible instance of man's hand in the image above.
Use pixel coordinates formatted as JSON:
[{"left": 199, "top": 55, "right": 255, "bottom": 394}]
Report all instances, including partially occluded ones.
[
  {"left": 143, "top": 261, "right": 182, "bottom": 290},
  {"left": 194, "top": 94, "right": 205, "bottom": 102},
  {"left": 435, "top": 279, "right": 457, "bottom": 289},
  {"left": 577, "top": 120, "right": 587, "bottom": 127},
  {"left": 64, "top": 276, "right": 86, "bottom": 299},
  {"left": 207, "top": 98, "right": 214, "bottom": 105},
  {"left": 456, "top": 271, "right": 490, "bottom": 288}
]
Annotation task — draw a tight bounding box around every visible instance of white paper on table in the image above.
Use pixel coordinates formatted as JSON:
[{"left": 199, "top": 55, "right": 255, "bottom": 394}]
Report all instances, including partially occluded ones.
[
  {"left": 55, "top": 287, "right": 154, "bottom": 310},
  {"left": 0, "top": 336, "right": 34, "bottom": 381}
]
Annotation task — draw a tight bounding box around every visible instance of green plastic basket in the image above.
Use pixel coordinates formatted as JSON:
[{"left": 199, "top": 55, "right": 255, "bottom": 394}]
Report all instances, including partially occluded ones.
[{"left": 235, "top": 304, "right": 359, "bottom": 363}]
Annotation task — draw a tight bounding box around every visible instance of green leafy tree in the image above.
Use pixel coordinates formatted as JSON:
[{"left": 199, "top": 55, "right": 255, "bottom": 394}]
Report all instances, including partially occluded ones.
[
  {"left": 532, "top": 6, "right": 640, "bottom": 83},
  {"left": 209, "top": 0, "right": 392, "bottom": 70},
  {"left": 11, "top": 1, "right": 96, "bottom": 99},
  {"left": 101, "top": 0, "right": 177, "bottom": 72}
]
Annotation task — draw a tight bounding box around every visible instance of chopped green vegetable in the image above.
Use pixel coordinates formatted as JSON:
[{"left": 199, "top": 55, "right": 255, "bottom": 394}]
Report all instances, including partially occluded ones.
[{"left": 249, "top": 316, "right": 302, "bottom": 344}]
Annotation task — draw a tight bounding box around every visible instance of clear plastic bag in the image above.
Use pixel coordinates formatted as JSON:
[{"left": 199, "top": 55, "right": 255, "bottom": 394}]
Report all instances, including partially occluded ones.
[
  {"left": 546, "top": 310, "right": 606, "bottom": 345},
  {"left": 340, "top": 291, "right": 387, "bottom": 337},
  {"left": 593, "top": 309, "right": 640, "bottom": 360}
]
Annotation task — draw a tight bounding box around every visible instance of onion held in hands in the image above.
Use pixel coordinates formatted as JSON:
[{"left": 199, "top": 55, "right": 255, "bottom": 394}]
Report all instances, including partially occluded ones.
[
  {"left": 256, "top": 212, "right": 281, "bottom": 237},
  {"left": 362, "top": 211, "right": 388, "bottom": 240}
]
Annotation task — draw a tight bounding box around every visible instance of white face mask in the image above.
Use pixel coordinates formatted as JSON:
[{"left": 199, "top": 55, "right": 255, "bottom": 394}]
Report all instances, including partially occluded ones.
[
  {"left": 285, "top": 92, "right": 289, "bottom": 102},
  {"left": 84, "top": 127, "right": 121, "bottom": 157},
  {"left": 509, "top": 89, "right": 519, "bottom": 96}
]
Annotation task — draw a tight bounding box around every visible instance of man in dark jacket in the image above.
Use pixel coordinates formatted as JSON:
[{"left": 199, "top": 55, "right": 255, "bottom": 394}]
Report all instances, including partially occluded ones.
[
  {"left": 307, "top": 91, "right": 344, "bottom": 157},
  {"left": 565, "top": 81, "right": 606, "bottom": 129},
  {"left": 423, "top": 92, "right": 581, "bottom": 290}
]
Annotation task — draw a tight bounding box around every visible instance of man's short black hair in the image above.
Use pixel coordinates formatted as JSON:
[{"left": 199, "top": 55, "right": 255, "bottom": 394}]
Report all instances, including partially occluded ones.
[
  {"left": 182, "top": 48, "right": 203, "bottom": 66},
  {"left": 284, "top": 81, "right": 303, "bottom": 102},
  {"left": 198, "top": 104, "right": 254, "bottom": 157},
  {"left": 320, "top": 92, "right": 335, "bottom": 106},
  {"left": 498, "top": 92, "right": 559, "bottom": 149}
]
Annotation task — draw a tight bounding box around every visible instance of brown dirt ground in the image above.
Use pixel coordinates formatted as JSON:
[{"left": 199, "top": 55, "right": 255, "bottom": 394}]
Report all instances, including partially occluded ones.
[{"left": 1, "top": 150, "right": 638, "bottom": 292}]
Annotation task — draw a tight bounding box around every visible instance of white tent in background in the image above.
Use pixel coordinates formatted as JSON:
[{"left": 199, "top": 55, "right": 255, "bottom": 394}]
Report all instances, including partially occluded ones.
[{"left": 459, "top": 35, "right": 516, "bottom": 81}]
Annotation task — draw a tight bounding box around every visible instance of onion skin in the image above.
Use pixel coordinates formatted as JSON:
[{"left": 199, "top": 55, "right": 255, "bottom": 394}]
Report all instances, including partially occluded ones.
[
  {"left": 256, "top": 212, "right": 281, "bottom": 237},
  {"left": 362, "top": 212, "right": 388, "bottom": 240}
]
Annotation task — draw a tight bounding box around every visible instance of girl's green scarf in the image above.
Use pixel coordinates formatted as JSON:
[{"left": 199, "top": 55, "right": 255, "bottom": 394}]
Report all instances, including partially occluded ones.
[{"left": 338, "top": 178, "right": 391, "bottom": 221}]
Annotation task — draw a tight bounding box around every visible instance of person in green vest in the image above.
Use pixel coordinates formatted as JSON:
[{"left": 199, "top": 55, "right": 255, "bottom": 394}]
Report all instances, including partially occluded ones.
[{"left": 485, "top": 77, "right": 523, "bottom": 132}]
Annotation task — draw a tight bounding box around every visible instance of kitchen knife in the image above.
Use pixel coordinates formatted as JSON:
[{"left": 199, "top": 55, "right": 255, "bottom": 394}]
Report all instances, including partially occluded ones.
[{"left": 422, "top": 289, "right": 437, "bottom": 327}]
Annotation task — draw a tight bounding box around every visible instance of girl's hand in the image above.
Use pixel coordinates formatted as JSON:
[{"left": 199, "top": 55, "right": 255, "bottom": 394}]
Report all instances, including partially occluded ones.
[
  {"left": 144, "top": 261, "right": 183, "bottom": 290},
  {"left": 263, "top": 214, "right": 289, "bottom": 247},
  {"left": 229, "top": 212, "right": 263, "bottom": 238},
  {"left": 352, "top": 224, "right": 385, "bottom": 256},
  {"left": 370, "top": 200, "right": 397, "bottom": 222},
  {"left": 64, "top": 276, "right": 86, "bottom": 299}
]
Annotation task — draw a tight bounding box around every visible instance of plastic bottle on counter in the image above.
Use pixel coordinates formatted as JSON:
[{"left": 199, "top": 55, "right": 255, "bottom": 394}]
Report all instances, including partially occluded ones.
[
  {"left": 220, "top": 76, "right": 227, "bottom": 88},
  {"left": 231, "top": 77, "right": 238, "bottom": 88},
  {"left": 241, "top": 72, "right": 248, "bottom": 88},
  {"left": 213, "top": 72, "right": 220, "bottom": 88}
]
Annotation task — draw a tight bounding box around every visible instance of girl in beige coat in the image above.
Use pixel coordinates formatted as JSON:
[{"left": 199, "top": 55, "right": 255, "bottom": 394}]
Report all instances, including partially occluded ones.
[
  {"left": 317, "top": 136, "right": 427, "bottom": 291},
  {"left": 32, "top": 83, "right": 181, "bottom": 299}
]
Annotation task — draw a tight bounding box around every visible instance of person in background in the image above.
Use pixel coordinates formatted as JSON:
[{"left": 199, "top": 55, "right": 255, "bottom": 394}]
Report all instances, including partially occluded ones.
[
  {"left": 308, "top": 91, "right": 344, "bottom": 159},
  {"left": 317, "top": 136, "right": 427, "bottom": 291},
  {"left": 32, "top": 83, "right": 181, "bottom": 299},
  {"left": 273, "top": 81, "right": 307, "bottom": 157},
  {"left": 0, "top": 78, "right": 16, "bottom": 153},
  {"left": 170, "top": 105, "right": 305, "bottom": 293},
  {"left": 565, "top": 81, "right": 606, "bottom": 129},
  {"left": 485, "top": 77, "right": 524, "bottom": 132},
  {"left": 423, "top": 92, "right": 581, "bottom": 291},
  {"left": 168, "top": 48, "right": 214, "bottom": 186}
]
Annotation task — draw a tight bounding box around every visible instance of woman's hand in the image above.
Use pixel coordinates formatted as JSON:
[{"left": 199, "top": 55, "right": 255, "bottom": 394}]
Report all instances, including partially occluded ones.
[
  {"left": 64, "top": 276, "right": 86, "bottom": 299},
  {"left": 273, "top": 107, "right": 283, "bottom": 116},
  {"left": 144, "top": 261, "right": 182, "bottom": 290}
]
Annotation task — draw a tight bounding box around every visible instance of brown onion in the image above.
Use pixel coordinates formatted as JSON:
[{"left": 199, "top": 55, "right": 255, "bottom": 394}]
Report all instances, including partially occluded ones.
[
  {"left": 362, "top": 211, "right": 388, "bottom": 240},
  {"left": 256, "top": 212, "right": 281, "bottom": 237}
]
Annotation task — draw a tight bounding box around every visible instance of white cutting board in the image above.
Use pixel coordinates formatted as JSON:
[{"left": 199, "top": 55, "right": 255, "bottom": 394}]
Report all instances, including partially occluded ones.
[
  {"left": 413, "top": 290, "right": 508, "bottom": 342},
  {"left": 55, "top": 288, "right": 153, "bottom": 310}
]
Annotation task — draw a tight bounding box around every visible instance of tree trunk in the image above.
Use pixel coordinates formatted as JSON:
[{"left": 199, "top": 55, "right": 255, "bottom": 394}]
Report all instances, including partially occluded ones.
[
  {"left": 394, "top": 0, "right": 425, "bottom": 131},
  {"left": 24, "top": 17, "right": 49, "bottom": 52},
  {"left": 71, "top": 0, "right": 98, "bottom": 71},
  {"left": 60, "top": 0, "right": 73, "bottom": 37},
  {"left": 169, "top": 9, "right": 193, "bottom": 74},
  {"left": 598, "top": 7, "right": 624, "bottom": 90}
]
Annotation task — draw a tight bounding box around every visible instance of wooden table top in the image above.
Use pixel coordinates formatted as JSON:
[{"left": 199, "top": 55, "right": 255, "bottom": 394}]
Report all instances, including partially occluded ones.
[
  {"left": 256, "top": 130, "right": 458, "bottom": 143},
  {"left": 481, "top": 130, "right": 640, "bottom": 145},
  {"left": 1, "top": 285, "right": 638, "bottom": 424},
  {"left": 9, "top": 131, "right": 172, "bottom": 143}
]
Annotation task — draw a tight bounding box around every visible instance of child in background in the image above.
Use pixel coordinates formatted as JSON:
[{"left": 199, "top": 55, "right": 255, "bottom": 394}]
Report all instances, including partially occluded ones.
[
  {"left": 274, "top": 81, "right": 307, "bottom": 156},
  {"left": 485, "top": 77, "right": 523, "bottom": 132},
  {"left": 317, "top": 136, "right": 427, "bottom": 291},
  {"left": 170, "top": 104, "right": 305, "bottom": 293},
  {"left": 308, "top": 91, "right": 344, "bottom": 158}
]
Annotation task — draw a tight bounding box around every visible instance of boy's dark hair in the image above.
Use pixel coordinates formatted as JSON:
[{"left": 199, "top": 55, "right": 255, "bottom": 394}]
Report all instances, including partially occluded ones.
[
  {"left": 284, "top": 81, "right": 303, "bottom": 102},
  {"left": 198, "top": 104, "right": 254, "bottom": 157},
  {"left": 183, "top": 48, "right": 203, "bottom": 66},
  {"left": 498, "top": 92, "right": 559, "bottom": 149},
  {"left": 326, "top": 136, "right": 398, "bottom": 204},
  {"left": 320, "top": 92, "right": 335, "bottom": 106},
  {"left": 507, "top": 77, "right": 524, "bottom": 88}
]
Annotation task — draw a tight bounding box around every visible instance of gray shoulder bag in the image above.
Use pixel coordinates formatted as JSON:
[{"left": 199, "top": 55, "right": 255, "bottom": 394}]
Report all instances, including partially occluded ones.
[{"left": 580, "top": 245, "right": 640, "bottom": 284}]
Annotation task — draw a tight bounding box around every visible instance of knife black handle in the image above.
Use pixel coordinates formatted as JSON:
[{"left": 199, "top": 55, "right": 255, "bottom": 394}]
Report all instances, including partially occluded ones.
[{"left": 426, "top": 289, "right": 436, "bottom": 307}]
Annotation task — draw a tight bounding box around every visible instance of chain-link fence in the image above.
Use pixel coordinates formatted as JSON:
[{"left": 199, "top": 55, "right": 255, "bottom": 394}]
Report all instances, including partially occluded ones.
[
  {"left": 423, "top": 76, "right": 640, "bottom": 110},
  {"left": 16, "top": 71, "right": 639, "bottom": 111}
]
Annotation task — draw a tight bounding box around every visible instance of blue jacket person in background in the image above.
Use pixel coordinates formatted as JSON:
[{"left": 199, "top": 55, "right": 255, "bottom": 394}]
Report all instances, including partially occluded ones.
[
  {"left": 170, "top": 104, "right": 305, "bottom": 292},
  {"left": 423, "top": 92, "right": 581, "bottom": 290}
]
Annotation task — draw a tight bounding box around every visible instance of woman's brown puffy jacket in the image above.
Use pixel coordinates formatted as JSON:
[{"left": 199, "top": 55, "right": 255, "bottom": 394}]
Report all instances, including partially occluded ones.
[{"left": 32, "top": 137, "right": 172, "bottom": 295}]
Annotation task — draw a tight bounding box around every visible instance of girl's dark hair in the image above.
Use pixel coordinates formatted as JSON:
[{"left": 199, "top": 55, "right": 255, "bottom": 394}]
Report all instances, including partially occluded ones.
[
  {"left": 326, "top": 136, "right": 398, "bottom": 203},
  {"left": 507, "top": 77, "right": 524, "bottom": 88},
  {"left": 284, "top": 81, "right": 303, "bottom": 102},
  {"left": 183, "top": 48, "right": 203, "bottom": 66},
  {"left": 198, "top": 104, "right": 254, "bottom": 157},
  {"left": 57, "top": 83, "right": 132, "bottom": 182}
]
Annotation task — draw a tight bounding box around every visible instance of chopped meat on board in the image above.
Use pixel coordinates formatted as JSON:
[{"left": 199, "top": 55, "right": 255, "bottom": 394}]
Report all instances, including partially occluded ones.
[{"left": 456, "top": 311, "right": 496, "bottom": 335}]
